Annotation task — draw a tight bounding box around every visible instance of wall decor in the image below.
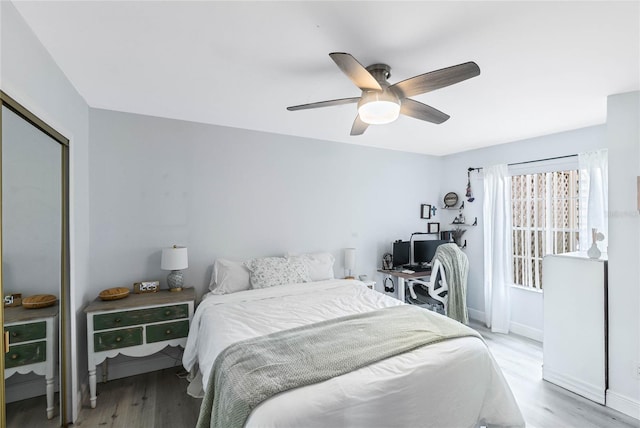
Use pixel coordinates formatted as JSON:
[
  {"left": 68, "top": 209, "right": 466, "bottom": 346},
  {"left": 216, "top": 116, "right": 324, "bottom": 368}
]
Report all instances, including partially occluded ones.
[
  {"left": 443, "top": 192, "right": 458, "bottom": 208},
  {"left": 427, "top": 222, "right": 440, "bottom": 234},
  {"left": 420, "top": 204, "right": 432, "bottom": 219}
]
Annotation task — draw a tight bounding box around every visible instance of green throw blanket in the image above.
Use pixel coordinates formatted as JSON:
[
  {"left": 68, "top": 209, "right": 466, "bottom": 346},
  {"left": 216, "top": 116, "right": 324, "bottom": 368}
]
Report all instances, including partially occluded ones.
[
  {"left": 434, "top": 243, "right": 470, "bottom": 324},
  {"left": 196, "top": 304, "right": 480, "bottom": 428}
]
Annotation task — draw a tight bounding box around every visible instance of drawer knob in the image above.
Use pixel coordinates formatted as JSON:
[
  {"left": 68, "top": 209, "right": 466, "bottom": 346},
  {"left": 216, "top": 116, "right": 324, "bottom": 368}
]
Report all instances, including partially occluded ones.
[
  {"left": 115, "top": 337, "right": 122, "bottom": 342},
  {"left": 164, "top": 310, "right": 171, "bottom": 316},
  {"left": 114, "top": 318, "right": 121, "bottom": 323},
  {"left": 165, "top": 329, "right": 172, "bottom": 335},
  {"left": 11, "top": 332, "right": 17, "bottom": 337},
  {"left": 11, "top": 353, "right": 18, "bottom": 360}
]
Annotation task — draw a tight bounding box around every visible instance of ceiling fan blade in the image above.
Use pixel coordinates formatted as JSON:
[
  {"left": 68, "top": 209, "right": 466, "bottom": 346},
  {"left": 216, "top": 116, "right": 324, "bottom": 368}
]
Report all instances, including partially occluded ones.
[
  {"left": 350, "top": 115, "right": 369, "bottom": 136},
  {"left": 287, "top": 97, "right": 360, "bottom": 111},
  {"left": 400, "top": 99, "right": 450, "bottom": 124},
  {"left": 329, "top": 53, "right": 382, "bottom": 91},
  {"left": 390, "top": 62, "right": 480, "bottom": 98}
]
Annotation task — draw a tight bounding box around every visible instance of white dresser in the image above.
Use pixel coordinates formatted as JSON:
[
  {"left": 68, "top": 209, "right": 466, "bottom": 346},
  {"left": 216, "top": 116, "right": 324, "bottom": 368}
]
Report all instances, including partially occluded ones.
[{"left": 542, "top": 252, "right": 608, "bottom": 404}]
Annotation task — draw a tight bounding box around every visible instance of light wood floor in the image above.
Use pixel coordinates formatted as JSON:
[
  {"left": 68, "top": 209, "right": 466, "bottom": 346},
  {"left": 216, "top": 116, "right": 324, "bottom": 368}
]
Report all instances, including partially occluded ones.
[
  {"left": 471, "top": 321, "right": 639, "bottom": 428},
  {"left": 8, "top": 326, "right": 640, "bottom": 428},
  {"left": 73, "top": 368, "right": 202, "bottom": 427}
]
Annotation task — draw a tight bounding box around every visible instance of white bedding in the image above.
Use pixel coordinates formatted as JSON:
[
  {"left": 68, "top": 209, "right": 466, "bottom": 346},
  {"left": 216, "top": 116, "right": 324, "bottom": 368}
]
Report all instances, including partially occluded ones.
[{"left": 183, "top": 279, "right": 524, "bottom": 428}]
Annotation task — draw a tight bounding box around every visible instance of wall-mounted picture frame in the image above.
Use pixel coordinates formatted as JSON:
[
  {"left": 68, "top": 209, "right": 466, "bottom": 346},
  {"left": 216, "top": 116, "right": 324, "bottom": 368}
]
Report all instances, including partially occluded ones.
[
  {"left": 428, "top": 222, "right": 440, "bottom": 234},
  {"left": 420, "top": 204, "right": 431, "bottom": 219}
]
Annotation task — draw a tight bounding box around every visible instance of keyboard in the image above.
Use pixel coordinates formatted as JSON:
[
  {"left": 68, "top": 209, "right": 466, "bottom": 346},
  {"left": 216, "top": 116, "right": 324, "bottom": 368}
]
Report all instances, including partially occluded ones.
[{"left": 403, "top": 265, "right": 431, "bottom": 273}]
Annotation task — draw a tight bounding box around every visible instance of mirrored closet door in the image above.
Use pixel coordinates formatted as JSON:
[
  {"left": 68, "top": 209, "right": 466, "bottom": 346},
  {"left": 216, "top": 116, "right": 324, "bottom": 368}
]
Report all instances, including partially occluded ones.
[{"left": 0, "top": 91, "right": 69, "bottom": 426}]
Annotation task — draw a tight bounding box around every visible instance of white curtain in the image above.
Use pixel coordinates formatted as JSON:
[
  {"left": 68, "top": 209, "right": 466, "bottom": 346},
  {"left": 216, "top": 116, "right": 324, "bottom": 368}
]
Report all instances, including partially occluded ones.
[
  {"left": 483, "top": 164, "right": 513, "bottom": 333},
  {"left": 578, "top": 149, "right": 609, "bottom": 253}
]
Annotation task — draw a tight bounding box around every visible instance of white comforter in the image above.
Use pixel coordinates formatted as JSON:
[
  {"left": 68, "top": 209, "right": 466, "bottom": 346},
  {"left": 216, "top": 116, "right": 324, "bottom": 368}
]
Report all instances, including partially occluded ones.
[{"left": 183, "top": 279, "right": 524, "bottom": 428}]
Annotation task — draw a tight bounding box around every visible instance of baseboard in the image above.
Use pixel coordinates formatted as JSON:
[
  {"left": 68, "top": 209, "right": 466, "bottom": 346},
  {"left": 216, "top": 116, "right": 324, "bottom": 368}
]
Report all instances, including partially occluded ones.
[
  {"left": 509, "top": 320, "right": 543, "bottom": 342},
  {"left": 97, "top": 348, "right": 184, "bottom": 382},
  {"left": 606, "top": 390, "right": 640, "bottom": 420},
  {"left": 75, "top": 383, "right": 87, "bottom": 423},
  {"left": 468, "top": 307, "right": 484, "bottom": 323},
  {"left": 467, "top": 307, "right": 543, "bottom": 342},
  {"left": 543, "top": 367, "right": 605, "bottom": 404}
]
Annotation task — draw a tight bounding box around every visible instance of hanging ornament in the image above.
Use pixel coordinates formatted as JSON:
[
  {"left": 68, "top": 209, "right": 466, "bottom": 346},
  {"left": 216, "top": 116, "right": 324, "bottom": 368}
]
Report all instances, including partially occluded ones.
[{"left": 466, "top": 170, "right": 475, "bottom": 202}]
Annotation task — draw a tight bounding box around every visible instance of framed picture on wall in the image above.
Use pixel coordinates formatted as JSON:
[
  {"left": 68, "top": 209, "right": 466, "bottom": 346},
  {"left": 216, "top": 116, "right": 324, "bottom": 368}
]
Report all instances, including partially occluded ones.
[
  {"left": 428, "top": 222, "right": 440, "bottom": 234},
  {"left": 420, "top": 204, "right": 431, "bottom": 219}
]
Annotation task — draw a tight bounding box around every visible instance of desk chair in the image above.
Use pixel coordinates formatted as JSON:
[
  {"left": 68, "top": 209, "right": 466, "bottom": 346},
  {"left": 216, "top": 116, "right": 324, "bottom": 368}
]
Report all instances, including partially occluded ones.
[
  {"left": 407, "top": 243, "right": 469, "bottom": 323},
  {"left": 407, "top": 260, "right": 448, "bottom": 313}
]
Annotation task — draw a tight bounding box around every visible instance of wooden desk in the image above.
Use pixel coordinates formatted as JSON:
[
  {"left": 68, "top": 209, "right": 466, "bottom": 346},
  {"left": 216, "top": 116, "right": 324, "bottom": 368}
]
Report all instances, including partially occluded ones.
[
  {"left": 377, "top": 269, "right": 431, "bottom": 302},
  {"left": 4, "top": 304, "right": 58, "bottom": 419}
]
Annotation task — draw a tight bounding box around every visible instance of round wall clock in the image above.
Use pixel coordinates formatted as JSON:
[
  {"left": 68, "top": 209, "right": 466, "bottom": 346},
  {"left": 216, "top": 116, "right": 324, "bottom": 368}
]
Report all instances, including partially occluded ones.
[{"left": 444, "top": 192, "right": 459, "bottom": 208}]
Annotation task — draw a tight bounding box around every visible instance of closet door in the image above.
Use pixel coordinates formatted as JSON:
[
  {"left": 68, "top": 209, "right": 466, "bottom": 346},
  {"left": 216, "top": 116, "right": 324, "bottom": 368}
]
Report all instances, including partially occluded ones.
[{"left": 0, "top": 92, "right": 69, "bottom": 426}]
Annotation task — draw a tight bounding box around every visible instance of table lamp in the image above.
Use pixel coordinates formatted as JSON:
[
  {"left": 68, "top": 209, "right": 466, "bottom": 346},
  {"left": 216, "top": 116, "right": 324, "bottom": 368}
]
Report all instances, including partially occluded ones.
[
  {"left": 344, "top": 248, "right": 356, "bottom": 279},
  {"left": 161, "top": 245, "right": 188, "bottom": 292}
]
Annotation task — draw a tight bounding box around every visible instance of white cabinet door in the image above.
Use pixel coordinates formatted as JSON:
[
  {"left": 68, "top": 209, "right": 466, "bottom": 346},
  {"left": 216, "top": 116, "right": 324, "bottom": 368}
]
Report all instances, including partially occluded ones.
[{"left": 542, "top": 253, "right": 607, "bottom": 404}]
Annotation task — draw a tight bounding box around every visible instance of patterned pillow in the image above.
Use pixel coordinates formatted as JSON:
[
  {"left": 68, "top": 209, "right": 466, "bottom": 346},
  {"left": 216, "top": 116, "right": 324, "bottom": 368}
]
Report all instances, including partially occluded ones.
[
  {"left": 286, "top": 252, "right": 335, "bottom": 281},
  {"left": 244, "top": 257, "right": 311, "bottom": 289}
]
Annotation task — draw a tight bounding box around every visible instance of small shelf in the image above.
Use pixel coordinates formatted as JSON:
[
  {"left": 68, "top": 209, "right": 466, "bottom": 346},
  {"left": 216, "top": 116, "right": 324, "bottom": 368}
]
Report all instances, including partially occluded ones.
[{"left": 450, "top": 223, "right": 476, "bottom": 227}]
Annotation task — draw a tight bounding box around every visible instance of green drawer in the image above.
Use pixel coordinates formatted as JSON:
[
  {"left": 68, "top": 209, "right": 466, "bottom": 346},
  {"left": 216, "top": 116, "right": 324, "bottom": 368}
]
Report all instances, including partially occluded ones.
[
  {"left": 146, "top": 320, "right": 189, "bottom": 344},
  {"left": 5, "top": 321, "right": 46, "bottom": 344},
  {"left": 94, "top": 327, "right": 142, "bottom": 352},
  {"left": 5, "top": 341, "right": 46, "bottom": 369},
  {"left": 93, "top": 304, "right": 188, "bottom": 331}
]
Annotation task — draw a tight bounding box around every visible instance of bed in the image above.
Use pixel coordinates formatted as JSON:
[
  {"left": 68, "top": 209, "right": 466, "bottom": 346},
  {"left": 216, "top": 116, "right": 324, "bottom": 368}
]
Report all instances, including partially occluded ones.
[{"left": 183, "top": 260, "right": 524, "bottom": 428}]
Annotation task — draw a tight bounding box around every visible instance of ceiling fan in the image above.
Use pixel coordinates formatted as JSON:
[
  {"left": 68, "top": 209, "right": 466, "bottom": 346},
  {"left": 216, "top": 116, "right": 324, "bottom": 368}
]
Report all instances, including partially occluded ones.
[{"left": 287, "top": 52, "right": 480, "bottom": 136}]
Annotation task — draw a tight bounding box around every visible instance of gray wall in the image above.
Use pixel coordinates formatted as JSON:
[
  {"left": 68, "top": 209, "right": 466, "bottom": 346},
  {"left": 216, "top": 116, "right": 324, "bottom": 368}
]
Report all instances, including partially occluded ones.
[
  {"left": 606, "top": 91, "right": 639, "bottom": 414},
  {"left": 88, "top": 109, "right": 442, "bottom": 300},
  {"left": 440, "top": 125, "right": 607, "bottom": 338}
]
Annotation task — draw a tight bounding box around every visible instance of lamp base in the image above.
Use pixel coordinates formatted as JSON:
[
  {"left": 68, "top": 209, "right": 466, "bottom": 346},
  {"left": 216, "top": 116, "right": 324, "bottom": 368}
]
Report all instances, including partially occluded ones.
[{"left": 167, "top": 270, "right": 184, "bottom": 291}]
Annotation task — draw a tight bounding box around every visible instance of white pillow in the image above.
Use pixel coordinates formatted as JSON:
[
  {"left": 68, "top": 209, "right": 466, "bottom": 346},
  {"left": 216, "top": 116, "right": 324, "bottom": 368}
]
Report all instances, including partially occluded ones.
[
  {"left": 244, "top": 257, "right": 311, "bottom": 289},
  {"left": 209, "top": 259, "right": 251, "bottom": 294},
  {"left": 287, "top": 252, "right": 335, "bottom": 281}
]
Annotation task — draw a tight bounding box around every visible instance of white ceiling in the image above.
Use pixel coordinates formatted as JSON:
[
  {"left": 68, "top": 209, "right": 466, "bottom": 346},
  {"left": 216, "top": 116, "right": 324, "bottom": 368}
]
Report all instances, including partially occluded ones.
[{"left": 12, "top": 1, "right": 640, "bottom": 156}]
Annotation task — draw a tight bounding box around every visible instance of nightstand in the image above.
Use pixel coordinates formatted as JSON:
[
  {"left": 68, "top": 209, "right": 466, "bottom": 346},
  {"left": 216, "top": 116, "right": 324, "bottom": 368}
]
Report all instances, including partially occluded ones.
[
  {"left": 84, "top": 288, "right": 195, "bottom": 408},
  {"left": 4, "top": 304, "right": 58, "bottom": 419}
]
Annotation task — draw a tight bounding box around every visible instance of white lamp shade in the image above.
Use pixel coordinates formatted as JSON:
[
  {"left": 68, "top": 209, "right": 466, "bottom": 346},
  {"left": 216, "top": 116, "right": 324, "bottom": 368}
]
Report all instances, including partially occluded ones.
[
  {"left": 161, "top": 246, "right": 188, "bottom": 270},
  {"left": 344, "top": 248, "right": 356, "bottom": 271}
]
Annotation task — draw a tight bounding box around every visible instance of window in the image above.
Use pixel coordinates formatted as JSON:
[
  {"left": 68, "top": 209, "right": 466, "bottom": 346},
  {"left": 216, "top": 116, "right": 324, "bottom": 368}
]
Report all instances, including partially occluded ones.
[{"left": 511, "top": 170, "right": 579, "bottom": 289}]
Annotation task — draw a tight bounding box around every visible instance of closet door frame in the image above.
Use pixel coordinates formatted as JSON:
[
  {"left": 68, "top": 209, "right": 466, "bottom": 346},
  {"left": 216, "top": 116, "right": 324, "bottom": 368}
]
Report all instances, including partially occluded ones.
[{"left": 0, "top": 90, "right": 70, "bottom": 426}]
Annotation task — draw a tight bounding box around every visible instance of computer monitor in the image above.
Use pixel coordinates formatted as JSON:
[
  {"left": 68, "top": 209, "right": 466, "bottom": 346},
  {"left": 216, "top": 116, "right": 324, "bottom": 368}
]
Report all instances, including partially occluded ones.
[
  {"left": 392, "top": 241, "right": 410, "bottom": 268},
  {"left": 413, "top": 239, "right": 448, "bottom": 265}
]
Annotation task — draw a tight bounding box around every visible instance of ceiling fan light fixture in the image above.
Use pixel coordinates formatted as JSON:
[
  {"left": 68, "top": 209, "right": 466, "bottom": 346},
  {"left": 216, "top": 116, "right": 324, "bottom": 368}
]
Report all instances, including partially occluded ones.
[{"left": 357, "top": 91, "right": 400, "bottom": 125}]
